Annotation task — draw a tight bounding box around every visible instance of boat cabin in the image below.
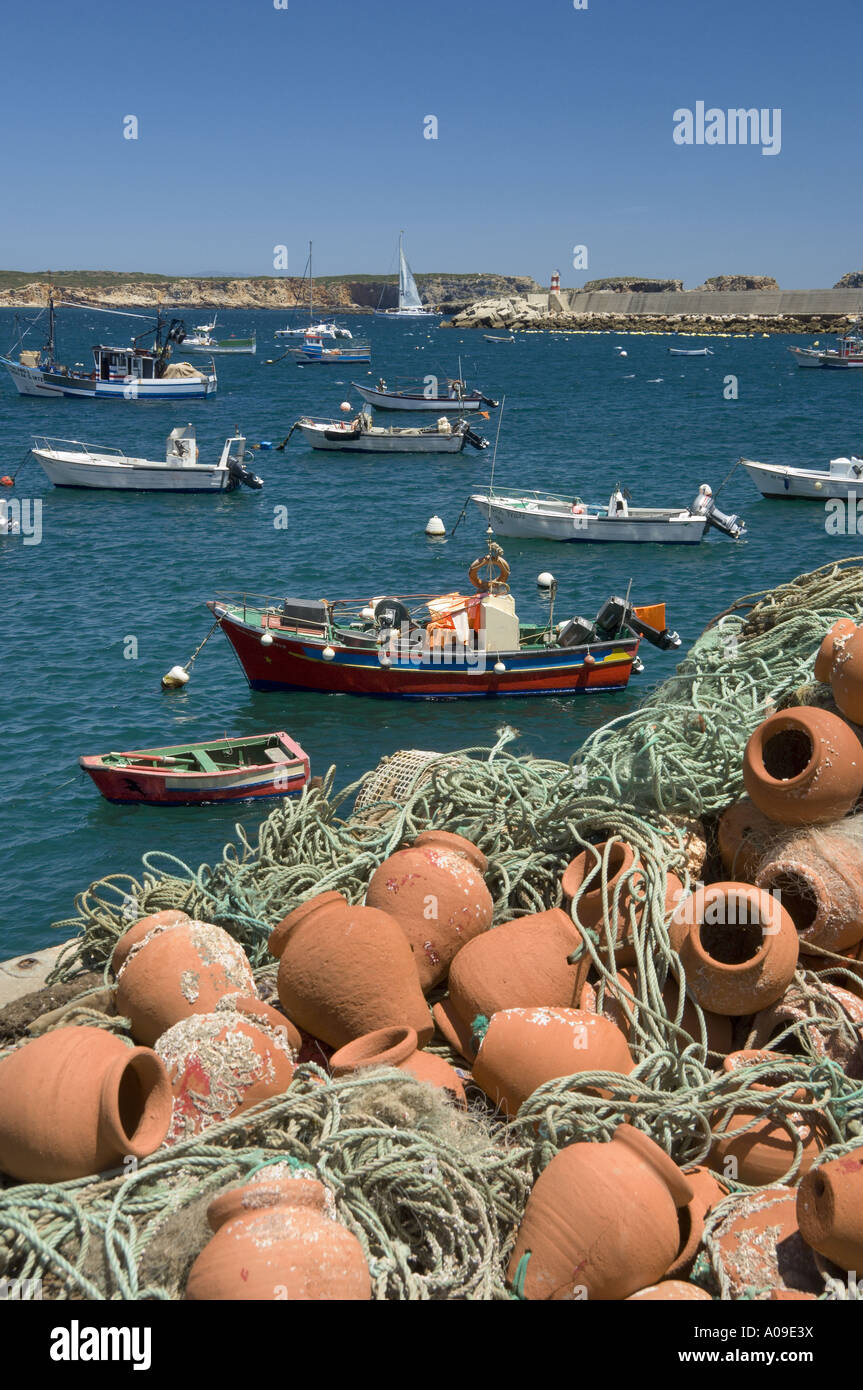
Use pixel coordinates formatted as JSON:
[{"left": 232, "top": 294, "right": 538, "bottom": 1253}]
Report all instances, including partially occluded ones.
[
  {"left": 93, "top": 344, "right": 163, "bottom": 381},
  {"left": 828, "top": 456, "right": 863, "bottom": 478}
]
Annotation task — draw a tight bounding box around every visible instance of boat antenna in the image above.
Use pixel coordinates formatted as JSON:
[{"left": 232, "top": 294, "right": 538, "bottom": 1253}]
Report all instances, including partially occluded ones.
[{"left": 488, "top": 395, "right": 505, "bottom": 499}]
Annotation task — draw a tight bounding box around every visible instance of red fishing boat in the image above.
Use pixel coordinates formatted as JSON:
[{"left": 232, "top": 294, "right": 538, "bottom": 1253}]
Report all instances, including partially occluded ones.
[
  {"left": 207, "top": 544, "right": 678, "bottom": 700},
  {"left": 80, "top": 732, "right": 310, "bottom": 805}
]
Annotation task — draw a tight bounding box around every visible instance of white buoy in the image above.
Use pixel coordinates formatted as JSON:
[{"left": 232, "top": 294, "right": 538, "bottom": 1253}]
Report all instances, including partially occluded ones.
[
  {"left": 161, "top": 664, "right": 190, "bottom": 690},
  {"left": 537, "top": 571, "right": 555, "bottom": 588},
  {"left": 322, "top": 645, "right": 335, "bottom": 661},
  {"left": 339, "top": 401, "right": 352, "bottom": 413},
  {"left": 425, "top": 514, "right": 446, "bottom": 537},
  {"left": 493, "top": 660, "right": 506, "bottom": 674},
  {"left": 360, "top": 606, "right": 375, "bottom": 621},
  {"left": 379, "top": 652, "right": 391, "bottom": 667},
  {"left": 261, "top": 631, "right": 274, "bottom": 646}
]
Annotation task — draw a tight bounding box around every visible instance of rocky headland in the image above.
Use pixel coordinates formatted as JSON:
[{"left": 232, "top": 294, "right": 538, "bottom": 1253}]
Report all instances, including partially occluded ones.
[{"left": 0, "top": 272, "right": 542, "bottom": 313}]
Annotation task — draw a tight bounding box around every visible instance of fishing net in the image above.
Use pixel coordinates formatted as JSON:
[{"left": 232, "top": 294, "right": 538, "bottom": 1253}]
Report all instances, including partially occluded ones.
[{"left": 3, "top": 557, "right": 863, "bottom": 1298}]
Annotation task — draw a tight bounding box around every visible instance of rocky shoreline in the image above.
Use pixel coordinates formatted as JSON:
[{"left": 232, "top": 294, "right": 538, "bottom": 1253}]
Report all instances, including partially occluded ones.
[{"left": 0, "top": 272, "right": 541, "bottom": 313}]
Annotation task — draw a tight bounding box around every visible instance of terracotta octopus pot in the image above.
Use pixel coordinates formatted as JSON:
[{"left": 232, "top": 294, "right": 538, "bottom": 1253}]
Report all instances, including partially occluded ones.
[
  {"left": 365, "top": 831, "right": 493, "bottom": 990},
  {"left": 669, "top": 882, "right": 798, "bottom": 1015},
  {"left": 594, "top": 966, "right": 733, "bottom": 1059},
  {"left": 329, "top": 1025, "right": 465, "bottom": 1105},
  {"left": 756, "top": 826, "right": 863, "bottom": 953},
  {"left": 625, "top": 1281, "right": 712, "bottom": 1301},
  {"left": 431, "top": 908, "right": 589, "bottom": 1060},
  {"left": 710, "top": 1187, "right": 823, "bottom": 1299},
  {"left": 185, "top": 1173, "right": 371, "bottom": 1300},
  {"left": 750, "top": 979, "right": 863, "bottom": 1079},
  {"left": 0, "top": 1026, "right": 172, "bottom": 1182},
  {"left": 829, "top": 623, "right": 863, "bottom": 722},
  {"left": 796, "top": 1147, "right": 863, "bottom": 1271},
  {"left": 111, "top": 909, "right": 192, "bottom": 974},
  {"left": 114, "top": 919, "right": 257, "bottom": 1047},
  {"left": 268, "top": 892, "right": 432, "bottom": 1049},
  {"left": 155, "top": 1011, "right": 297, "bottom": 1144},
  {"left": 561, "top": 839, "right": 683, "bottom": 966},
  {"left": 742, "top": 706, "right": 863, "bottom": 826},
  {"left": 471, "top": 1007, "right": 633, "bottom": 1118},
  {"left": 667, "top": 1164, "right": 730, "bottom": 1279},
  {"left": 813, "top": 618, "right": 857, "bottom": 684},
  {"left": 508, "top": 1126, "right": 694, "bottom": 1301},
  {"left": 717, "top": 798, "right": 778, "bottom": 882}
]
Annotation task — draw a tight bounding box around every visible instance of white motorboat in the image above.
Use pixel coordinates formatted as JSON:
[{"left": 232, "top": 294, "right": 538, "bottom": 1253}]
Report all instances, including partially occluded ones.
[
  {"left": 741, "top": 454, "right": 863, "bottom": 499},
  {"left": 352, "top": 377, "right": 496, "bottom": 412},
  {"left": 374, "top": 232, "right": 439, "bottom": 318},
  {"left": 668, "top": 347, "right": 714, "bottom": 356},
  {"left": 275, "top": 321, "right": 352, "bottom": 340},
  {"left": 471, "top": 484, "right": 744, "bottom": 544},
  {"left": 184, "top": 331, "right": 256, "bottom": 355},
  {"left": 485, "top": 334, "right": 514, "bottom": 343},
  {"left": 273, "top": 242, "right": 353, "bottom": 341},
  {"left": 289, "top": 409, "right": 488, "bottom": 454},
  {"left": 30, "top": 426, "right": 263, "bottom": 492}
]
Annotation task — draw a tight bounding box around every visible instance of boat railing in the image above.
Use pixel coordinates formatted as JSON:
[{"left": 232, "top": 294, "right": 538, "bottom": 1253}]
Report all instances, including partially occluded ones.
[
  {"left": 484, "top": 487, "right": 588, "bottom": 506},
  {"left": 32, "top": 436, "right": 128, "bottom": 460},
  {"left": 214, "top": 589, "right": 455, "bottom": 627}
]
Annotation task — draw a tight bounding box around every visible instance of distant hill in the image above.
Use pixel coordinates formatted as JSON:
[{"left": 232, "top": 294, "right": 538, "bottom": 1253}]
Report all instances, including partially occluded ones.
[{"left": 0, "top": 271, "right": 543, "bottom": 311}]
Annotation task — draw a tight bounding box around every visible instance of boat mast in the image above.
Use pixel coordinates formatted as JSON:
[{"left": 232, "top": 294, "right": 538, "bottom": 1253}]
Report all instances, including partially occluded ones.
[
  {"left": 46, "top": 285, "right": 55, "bottom": 362},
  {"left": 398, "top": 230, "right": 404, "bottom": 310},
  {"left": 309, "top": 241, "right": 313, "bottom": 324}
]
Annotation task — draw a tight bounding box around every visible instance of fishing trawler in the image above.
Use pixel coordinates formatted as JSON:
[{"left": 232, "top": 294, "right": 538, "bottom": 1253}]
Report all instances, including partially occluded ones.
[
  {"left": 207, "top": 541, "right": 678, "bottom": 698},
  {"left": 0, "top": 295, "right": 217, "bottom": 399}
]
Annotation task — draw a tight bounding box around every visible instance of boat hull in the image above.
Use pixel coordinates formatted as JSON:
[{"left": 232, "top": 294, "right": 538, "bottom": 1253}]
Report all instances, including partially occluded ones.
[
  {"left": 32, "top": 449, "right": 232, "bottom": 491},
  {"left": 1, "top": 357, "right": 216, "bottom": 398},
  {"left": 1, "top": 358, "right": 96, "bottom": 397},
  {"left": 472, "top": 496, "right": 707, "bottom": 543},
  {"left": 741, "top": 459, "right": 863, "bottom": 500},
  {"left": 353, "top": 383, "right": 486, "bottom": 411},
  {"left": 788, "top": 347, "right": 829, "bottom": 368},
  {"left": 210, "top": 606, "right": 638, "bottom": 698},
  {"left": 80, "top": 732, "right": 309, "bottom": 805},
  {"left": 297, "top": 423, "right": 466, "bottom": 453}
]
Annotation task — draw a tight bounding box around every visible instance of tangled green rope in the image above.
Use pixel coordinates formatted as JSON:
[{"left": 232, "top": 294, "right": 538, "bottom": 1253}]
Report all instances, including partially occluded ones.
[{"left": 8, "top": 556, "right": 863, "bottom": 1301}]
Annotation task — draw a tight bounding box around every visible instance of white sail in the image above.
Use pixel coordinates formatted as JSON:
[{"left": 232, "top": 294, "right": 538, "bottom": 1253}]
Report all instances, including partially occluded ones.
[{"left": 399, "top": 243, "right": 423, "bottom": 310}]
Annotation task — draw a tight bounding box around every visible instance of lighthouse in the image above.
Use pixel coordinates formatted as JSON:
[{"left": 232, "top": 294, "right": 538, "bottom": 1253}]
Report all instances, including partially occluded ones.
[{"left": 550, "top": 270, "right": 561, "bottom": 297}]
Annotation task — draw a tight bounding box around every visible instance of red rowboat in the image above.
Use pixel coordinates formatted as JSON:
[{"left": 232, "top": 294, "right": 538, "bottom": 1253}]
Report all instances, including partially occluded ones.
[{"left": 80, "top": 732, "right": 310, "bottom": 805}]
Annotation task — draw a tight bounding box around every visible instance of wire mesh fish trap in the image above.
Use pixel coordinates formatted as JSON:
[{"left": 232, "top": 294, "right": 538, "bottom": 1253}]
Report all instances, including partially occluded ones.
[{"left": 353, "top": 749, "right": 460, "bottom": 813}]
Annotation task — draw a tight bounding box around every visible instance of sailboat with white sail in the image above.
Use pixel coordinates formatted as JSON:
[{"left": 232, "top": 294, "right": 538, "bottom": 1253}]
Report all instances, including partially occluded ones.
[
  {"left": 275, "top": 242, "right": 353, "bottom": 340},
  {"left": 374, "top": 232, "right": 439, "bottom": 318}
]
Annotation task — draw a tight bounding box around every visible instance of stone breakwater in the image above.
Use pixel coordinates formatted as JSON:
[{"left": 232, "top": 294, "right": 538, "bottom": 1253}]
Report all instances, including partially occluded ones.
[{"left": 444, "top": 291, "right": 863, "bottom": 337}]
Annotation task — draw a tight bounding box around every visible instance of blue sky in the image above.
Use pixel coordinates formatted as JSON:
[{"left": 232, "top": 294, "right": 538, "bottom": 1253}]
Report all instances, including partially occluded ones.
[{"left": 1, "top": 0, "right": 859, "bottom": 287}]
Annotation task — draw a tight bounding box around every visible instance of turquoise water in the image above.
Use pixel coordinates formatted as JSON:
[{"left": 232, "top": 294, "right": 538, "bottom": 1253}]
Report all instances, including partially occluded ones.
[{"left": 3, "top": 306, "right": 862, "bottom": 953}]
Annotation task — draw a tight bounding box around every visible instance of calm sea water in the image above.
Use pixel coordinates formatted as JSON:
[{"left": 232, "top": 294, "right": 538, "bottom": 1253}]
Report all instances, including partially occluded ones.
[{"left": 3, "top": 306, "right": 862, "bottom": 953}]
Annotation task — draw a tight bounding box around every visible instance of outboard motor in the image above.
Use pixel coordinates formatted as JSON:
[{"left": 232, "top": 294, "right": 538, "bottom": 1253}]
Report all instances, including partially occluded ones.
[
  {"left": 462, "top": 424, "right": 490, "bottom": 451},
  {"left": 558, "top": 616, "right": 596, "bottom": 648},
  {"left": 594, "top": 595, "right": 681, "bottom": 651},
  {"left": 227, "top": 452, "right": 264, "bottom": 490},
  {"left": 167, "top": 319, "right": 187, "bottom": 345},
  {"left": 701, "top": 497, "right": 745, "bottom": 539},
  {"left": 690, "top": 484, "right": 745, "bottom": 539}
]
